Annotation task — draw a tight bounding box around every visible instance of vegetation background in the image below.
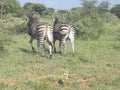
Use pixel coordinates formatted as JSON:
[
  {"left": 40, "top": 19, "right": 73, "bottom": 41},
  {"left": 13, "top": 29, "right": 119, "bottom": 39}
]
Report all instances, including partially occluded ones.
[{"left": 0, "top": 0, "right": 120, "bottom": 89}]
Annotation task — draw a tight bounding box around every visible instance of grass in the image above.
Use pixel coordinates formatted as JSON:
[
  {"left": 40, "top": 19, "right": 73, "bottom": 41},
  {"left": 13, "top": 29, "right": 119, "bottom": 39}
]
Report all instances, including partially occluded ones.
[
  {"left": 0, "top": 33, "right": 120, "bottom": 90},
  {"left": 0, "top": 15, "right": 120, "bottom": 89}
]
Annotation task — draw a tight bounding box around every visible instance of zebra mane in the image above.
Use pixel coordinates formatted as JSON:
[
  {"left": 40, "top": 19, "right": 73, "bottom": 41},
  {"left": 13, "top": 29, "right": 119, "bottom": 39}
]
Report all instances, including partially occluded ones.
[{"left": 53, "top": 17, "right": 60, "bottom": 26}]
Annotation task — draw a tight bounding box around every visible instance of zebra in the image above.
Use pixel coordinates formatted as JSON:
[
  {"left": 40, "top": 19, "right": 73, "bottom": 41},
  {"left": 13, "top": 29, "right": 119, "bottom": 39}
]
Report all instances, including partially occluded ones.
[
  {"left": 27, "top": 15, "right": 53, "bottom": 59},
  {"left": 53, "top": 17, "right": 75, "bottom": 56}
]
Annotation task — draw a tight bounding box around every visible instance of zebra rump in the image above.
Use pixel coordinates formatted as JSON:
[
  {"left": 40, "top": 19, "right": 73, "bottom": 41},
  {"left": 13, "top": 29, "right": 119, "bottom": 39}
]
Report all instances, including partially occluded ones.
[{"left": 27, "top": 15, "right": 53, "bottom": 59}]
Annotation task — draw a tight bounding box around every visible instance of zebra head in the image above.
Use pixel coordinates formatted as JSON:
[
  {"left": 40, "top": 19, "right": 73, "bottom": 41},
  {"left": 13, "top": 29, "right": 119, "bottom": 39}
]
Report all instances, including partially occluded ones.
[
  {"left": 27, "top": 15, "right": 38, "bottom": 35},
  {"left": 27, "top": 15, "right": 38, "bottom": 27},
  {"left": 53, "top": 17, "right": 60, "bottom": 24},
  {"left": 53, "top": 17, "right": 60, "bottom": 31}
]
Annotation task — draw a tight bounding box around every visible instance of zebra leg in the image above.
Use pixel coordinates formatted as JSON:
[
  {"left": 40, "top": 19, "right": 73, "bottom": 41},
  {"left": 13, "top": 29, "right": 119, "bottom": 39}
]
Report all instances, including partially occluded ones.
[
  {"left": 49, "top": 44, "right": 52, "bottom": 59},
  {"left": 61, "top": 40, "right": 66, "bottom": 56},
  {"left": 47, "top": 39, "right": 53, "bottom": 59},
  {"left": 69, "top": 28, "right": 75, "bottom": 56},
  {"left": 29, "top": 37, "right": 35, "bottom": 52},
  {"left": 37, "top": 40, "right": 40, "bottom": 53},
  {"left": 40, "top": 43, "right": 45, "bottom": 57},
  {"left": 46, "top": 32, "right": 53, "bottom": 59},
  {"left": 39, "top": 37, "right": 45, "bottom": 57},
  {"left": 59, "top": 40, "right": 62, "bottom": 54},
  {"left": 53, "top": 39, "right": 57, "bottom": 53},
  {"left": 70, "top": 38, "right": 75, "bottom": 56}
]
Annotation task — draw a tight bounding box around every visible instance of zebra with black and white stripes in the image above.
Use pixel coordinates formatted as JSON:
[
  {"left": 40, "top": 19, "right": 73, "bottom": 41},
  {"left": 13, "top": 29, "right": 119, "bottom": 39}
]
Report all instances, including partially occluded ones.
[
  {"left": 53, "top": 17, "right": 75, "bottom": 56},
  {"left": 27, "top": 15, "right": 53, "bottom": 59}
]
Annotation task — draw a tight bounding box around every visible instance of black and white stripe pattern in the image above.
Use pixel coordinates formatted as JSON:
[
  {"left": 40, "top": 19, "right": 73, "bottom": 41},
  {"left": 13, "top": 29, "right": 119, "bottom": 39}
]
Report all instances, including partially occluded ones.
[
  {"left": 53, "top": 17, "right": 75, "bottom": 56},
  {"left": 27, "top": 15, "right": 53, "bottom": 59}
]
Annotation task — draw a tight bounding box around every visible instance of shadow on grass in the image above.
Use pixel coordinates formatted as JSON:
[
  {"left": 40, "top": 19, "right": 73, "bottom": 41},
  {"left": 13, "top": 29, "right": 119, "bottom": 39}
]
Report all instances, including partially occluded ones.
[{"left": 19, "top": 48, "right": 37, "bottom": 54}]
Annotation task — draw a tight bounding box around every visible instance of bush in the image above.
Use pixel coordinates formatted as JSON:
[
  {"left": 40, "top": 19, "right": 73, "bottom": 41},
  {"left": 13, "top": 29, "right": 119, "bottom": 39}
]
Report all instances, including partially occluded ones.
[
  {"left": 14, "top": 22, "right": 28, "bottom": 34},
  {"left": 0, "top": 30, "right": 12, "bottom": 55},
  {"left": 1, "top": 14, "right": 28, "bottom": 35},
  {"left": 56, "top": 11, "right": 104, "bottom": 40}
]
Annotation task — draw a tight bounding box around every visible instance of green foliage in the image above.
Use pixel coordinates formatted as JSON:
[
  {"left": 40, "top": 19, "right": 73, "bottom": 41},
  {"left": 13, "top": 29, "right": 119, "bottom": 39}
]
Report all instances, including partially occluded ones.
[
  {"left": 76, "top": 13, "right": 103, "bottom": 39},
  {"left": 55, "top": 8, "right": 103, "bottom": 39},
  {"left": 23, "top": 2, "right": 34, "bottom": 10},
  {"left": 111, "top": 4, "right": 120, "bottom": 18},
  {"left": 80, "top": 0, "right": 97, "bottom": 14},
  {"left": 23, "top": 3, "right": 55, "bottom": 16},
  {"left": 32, "top": 3, "right": 46, "bottom": 15},
  {"left": 98, "top": 0, "right": 109, "bottom": 12},
  {"left": 44, "top": 8, "right": 55, "bottom": 16},
  {"left": 4, "top": 0, "right": 23, "bottom": 13},
  {"left": 14, "top": 22, "right": 28, "bottom": 34},
  {"left": 1, "top": 14, "right": 27, "bottom": 34},
  {"left": 2, "top": 0, "right": 116, "bottom": 40},
  {"left": 0, "top": 26, "right": 12, "bottom": 55},
  {"left": 53, "top": 0, "right": 115, "bottom": 40},
  {"left": 0, "top": 14, "right": 27, "bottom": 55}
]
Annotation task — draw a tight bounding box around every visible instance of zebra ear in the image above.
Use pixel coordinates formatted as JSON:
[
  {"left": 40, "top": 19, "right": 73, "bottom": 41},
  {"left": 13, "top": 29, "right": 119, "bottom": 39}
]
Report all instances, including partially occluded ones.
[
  {"left": 53, "top": 18, "right": 55, "bottom": 22},
  {"left": 53, "top": 17, "right": 57, "bottom": 22}
]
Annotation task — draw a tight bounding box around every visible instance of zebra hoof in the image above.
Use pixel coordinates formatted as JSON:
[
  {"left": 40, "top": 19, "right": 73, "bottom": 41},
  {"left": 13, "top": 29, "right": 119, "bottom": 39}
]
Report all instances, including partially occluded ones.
[
  {"left": 60, "top": 52, "right": 62, "bottom": 54},
  {"left": 54, "top": 50, "right": 56, "bottom": 53},
  {"left": 73, "top": 53, "right": 75, "bottom": 57},
  {"left": 50, "top": 55, "right": 52, "bottom": 59},
  {"left": 32, "top": 48, "right": 36, "bottom": 52}
]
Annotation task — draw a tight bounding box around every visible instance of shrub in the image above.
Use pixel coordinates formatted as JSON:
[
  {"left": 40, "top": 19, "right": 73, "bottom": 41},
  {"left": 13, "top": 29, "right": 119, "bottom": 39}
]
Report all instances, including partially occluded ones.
[
  {"left": 55, "top": 8, "right": 104, "bottom": 40},
  {"left": 0, "top": 29, "right": 12, "bottom": 55},
  {"left": 14, "top": 22, "right": 28, "bottom": 34}
]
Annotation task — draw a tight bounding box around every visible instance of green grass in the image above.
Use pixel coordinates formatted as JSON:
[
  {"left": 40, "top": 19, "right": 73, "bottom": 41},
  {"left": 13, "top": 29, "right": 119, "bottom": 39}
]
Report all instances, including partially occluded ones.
[
  {"left": 0, "top": 33, "right": 120, "bottom": 90},
  {"left": 0, "top": 15, "right": 120, "bottom": 89}
]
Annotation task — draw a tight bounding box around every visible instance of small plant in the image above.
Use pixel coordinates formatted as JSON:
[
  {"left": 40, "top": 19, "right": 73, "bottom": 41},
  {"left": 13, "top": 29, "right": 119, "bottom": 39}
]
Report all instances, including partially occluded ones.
[
  {"left": 58, "top": 79, "right": 64, "bottom": 86},
  {"left": 58, "top": 70, "right": 69, "bottom": 86},
  {"left": 63, "top": 70, "right": 69, "bottom": 80}
]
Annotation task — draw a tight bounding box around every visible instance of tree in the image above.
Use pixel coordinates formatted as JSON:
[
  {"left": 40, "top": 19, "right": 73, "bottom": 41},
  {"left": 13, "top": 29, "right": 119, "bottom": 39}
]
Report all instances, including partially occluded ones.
[
  {"left": 43, "top": 8, "right": 55, "bottom": 16},
  {"left": 23, "top": 3, "right": 54, "bottom": 16},
  {"left": 55, "top": 10, "right": 70, "bottom": 23},
  {"left": 32, "top": 4, "right": 46, "bottom": 15},
  {"left": 111, "top": 4, "right": 120, "bottom": 18},
  {"left": 23, "top": 2, "right": 34, "bottom": 11},
  {"left": 80, "top": 0, "right": 97, "bottom": 14},
  {"left": 4, "top": 0, "right": 22, "bottom": 13},
  {"left": 0, "top": 0, "right": 4, "bottom": 18},
  {"left": 73, "top": 0, "right": 104, "bottom": 39},
  {"left": 80, "top": 0, "right": 97, "bottom": 8},
  {"left": 98, "top": 0, "right": 109, "bottom": 12}
]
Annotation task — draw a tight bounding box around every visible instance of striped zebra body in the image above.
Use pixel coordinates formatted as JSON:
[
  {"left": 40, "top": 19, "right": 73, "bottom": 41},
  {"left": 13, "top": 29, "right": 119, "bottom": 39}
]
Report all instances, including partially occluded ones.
[
  {"left": 53, "top": 18, "right": 75, "bottom": 56},
  {"left": 27, "top": 15, "right": 53, "bottom": 59}
]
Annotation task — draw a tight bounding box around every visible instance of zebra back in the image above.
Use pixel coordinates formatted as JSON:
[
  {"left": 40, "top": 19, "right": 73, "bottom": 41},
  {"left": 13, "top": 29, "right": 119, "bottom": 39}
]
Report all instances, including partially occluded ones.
[
  {"left": 53, "top": 18, "right": 75, "bottom": 38},
  {"left": 58, "top": 24, "right": 72, "bottom": 36},
  {"left": 27, "top": 16, "right": 52, "bottom": 40}
]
